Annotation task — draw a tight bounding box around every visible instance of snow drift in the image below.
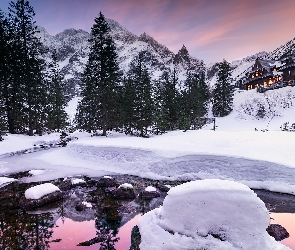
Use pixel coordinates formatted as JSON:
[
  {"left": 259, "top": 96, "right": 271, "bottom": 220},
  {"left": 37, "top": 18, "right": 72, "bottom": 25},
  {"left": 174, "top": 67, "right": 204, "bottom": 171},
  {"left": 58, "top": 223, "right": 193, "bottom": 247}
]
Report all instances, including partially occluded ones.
[{"left": 138, "top": 179, "right": 289, "bottom": 249}]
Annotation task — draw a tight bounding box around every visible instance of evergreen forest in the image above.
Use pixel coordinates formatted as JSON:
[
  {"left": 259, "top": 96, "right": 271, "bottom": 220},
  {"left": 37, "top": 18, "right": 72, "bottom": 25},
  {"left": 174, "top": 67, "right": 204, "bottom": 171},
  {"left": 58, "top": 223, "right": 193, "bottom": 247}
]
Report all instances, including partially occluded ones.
[{"left": 0, "top": 0, "right": 234, "bottom": 139}]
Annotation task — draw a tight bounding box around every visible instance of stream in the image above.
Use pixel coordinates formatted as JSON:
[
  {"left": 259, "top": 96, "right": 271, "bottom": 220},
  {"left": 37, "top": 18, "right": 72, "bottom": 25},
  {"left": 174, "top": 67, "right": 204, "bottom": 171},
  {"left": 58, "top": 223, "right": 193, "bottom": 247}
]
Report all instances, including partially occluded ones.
[{"left": 0, "top": 173, "right": 294, "bottom": 249}]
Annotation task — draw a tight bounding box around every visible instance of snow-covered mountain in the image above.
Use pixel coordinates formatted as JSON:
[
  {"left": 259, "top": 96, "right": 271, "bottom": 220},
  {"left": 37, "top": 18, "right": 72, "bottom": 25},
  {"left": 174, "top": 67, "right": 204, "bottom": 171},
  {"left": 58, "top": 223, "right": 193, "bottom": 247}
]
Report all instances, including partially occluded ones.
[
  {"left": 37, "top": 17, "right": 295, "bottom": 98},
  {"left": 37, "top": 18, "right": 204, "bottom": 98},
  {"left": 267, "top": 37, "right": 295, "bottom": 61}
]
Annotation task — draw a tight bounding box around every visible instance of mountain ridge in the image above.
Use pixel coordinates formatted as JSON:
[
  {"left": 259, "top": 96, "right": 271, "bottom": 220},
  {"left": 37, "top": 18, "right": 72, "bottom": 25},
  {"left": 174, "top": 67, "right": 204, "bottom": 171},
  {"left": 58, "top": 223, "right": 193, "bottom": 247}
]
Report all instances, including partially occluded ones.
[{"left": 36, "top": 18, "right": 295, "bottom": 97}]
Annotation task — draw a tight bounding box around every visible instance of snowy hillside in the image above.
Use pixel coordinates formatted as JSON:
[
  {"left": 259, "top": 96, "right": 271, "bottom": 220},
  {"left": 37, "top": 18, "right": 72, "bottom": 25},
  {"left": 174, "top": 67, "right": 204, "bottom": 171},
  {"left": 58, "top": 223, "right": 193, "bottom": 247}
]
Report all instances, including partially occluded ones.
[{"left": 267, "top": 36, "right": 295, "bottom": 60}]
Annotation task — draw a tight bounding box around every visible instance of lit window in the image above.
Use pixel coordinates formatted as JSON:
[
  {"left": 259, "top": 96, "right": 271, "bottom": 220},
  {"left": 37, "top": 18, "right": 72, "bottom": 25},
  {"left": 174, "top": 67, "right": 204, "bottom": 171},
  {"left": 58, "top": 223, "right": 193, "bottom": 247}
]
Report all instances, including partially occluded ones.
[
  {"left": 255, "top": 72, "right": 259, "bottom": 77},
  {"left": 259, "top": 71, "right": 263, "bottom": 76},
  {"left": 252, "top": 74, "right": 254, "bottom": 78}
]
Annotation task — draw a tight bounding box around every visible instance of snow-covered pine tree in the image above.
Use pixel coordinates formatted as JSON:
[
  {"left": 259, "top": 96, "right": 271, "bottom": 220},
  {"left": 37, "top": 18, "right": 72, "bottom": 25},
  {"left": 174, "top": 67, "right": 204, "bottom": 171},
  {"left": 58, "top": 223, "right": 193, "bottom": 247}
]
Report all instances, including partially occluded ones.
[
  {"left": 212, "top": 59, "right": 234, "bottom": 117},
  {"left": 8, "top": 0, "right": 47, "bottom": 135},
  {"left": 126, "top": 51, "right": 153, "bottom": 137},
  {"left": 46, "top": 51, "right": 68, "bottom": 131},
  {"left": 76, "top": 12, "right": 121, "bottom": 136}
]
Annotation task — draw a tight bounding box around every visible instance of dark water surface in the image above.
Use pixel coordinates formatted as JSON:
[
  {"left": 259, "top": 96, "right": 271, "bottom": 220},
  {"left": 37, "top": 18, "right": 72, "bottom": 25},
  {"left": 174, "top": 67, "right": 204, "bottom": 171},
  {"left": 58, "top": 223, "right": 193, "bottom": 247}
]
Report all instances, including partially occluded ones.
[{"left": 0, "top": 177, "right": 294, "bottom": 249}]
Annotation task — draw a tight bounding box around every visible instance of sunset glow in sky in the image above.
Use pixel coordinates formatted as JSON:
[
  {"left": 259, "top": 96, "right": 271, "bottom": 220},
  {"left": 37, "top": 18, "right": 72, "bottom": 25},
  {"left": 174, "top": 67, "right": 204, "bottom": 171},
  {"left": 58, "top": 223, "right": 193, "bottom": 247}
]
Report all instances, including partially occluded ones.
[{"left": 1, "top": 0, "right": 295, "bottom": 63}]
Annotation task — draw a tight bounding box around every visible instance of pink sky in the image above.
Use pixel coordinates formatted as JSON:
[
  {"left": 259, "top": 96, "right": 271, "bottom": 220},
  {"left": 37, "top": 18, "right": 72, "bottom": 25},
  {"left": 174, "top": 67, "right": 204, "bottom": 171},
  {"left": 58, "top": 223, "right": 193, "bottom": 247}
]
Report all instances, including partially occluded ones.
[{"left": 1, "top": 0, "right": 295, "bottom": 63}]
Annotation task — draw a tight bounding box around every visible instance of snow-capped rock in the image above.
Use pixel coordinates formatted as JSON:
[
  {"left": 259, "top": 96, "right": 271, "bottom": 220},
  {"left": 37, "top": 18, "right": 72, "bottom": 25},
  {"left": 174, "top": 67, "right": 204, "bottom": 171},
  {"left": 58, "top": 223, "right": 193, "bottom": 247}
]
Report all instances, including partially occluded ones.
[{"left": 137, "top": 179, "right": 289, "bottom": 249}]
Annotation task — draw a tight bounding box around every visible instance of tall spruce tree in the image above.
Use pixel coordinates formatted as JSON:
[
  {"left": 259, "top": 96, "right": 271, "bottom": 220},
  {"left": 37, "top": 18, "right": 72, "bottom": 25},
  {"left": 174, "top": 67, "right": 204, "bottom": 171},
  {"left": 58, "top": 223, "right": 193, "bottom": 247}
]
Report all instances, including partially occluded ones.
[
  {"left": 8, "top": 0, "right": 47, "bottom": 135},
  {"left": 121, "top": 76, "right": 136, "bottom": 135},
  {"left": 184, "top": 69, "right": 210, "bottom": 129},
  {"left": 125, "top": 52, "right": 153, "bottom": 137},
  {"left": 212, "top": 59, "right": 234, "bottom": 117},
  {"left": 0, "top": 9, "right": 8, "bottom": 139},
  {"left": 46, "top": 52, "right": 68, "bottom": 131},
  {"left": 76, "top": 12, "right": 121, "bottom": 136},
  {"left": 154, "top": 69, "right": 180, "bottom": 132}
]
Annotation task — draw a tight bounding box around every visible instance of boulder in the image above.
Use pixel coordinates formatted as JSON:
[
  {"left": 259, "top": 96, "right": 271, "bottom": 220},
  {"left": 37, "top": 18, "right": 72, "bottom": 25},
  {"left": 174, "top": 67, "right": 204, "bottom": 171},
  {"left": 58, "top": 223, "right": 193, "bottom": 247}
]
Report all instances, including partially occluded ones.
[
  {"left": 139, "top": 190, "right": 160, "bottom": 200},
  {"left": 156, "top": 183, "right": 170, "bottom": 192},
  {"left": 75, "top": 202, "right": 85, "bottom": 212},
  {"left": 97, "top": 176, "right": 119, "bottom": 188},
  {"left": 20, "top": 183, "right": 63, "bottom": 210},
  {"left": 111, "top": 184, "right": 136, "bottom": 199},
  {"left": 267, "top": 224, "right": 289, "bottom": 241},
  {"left": 58, "top": 179, "right": 72, "bottom": 191},
  {"left": 20, "top": 191, "right": 62, "bottom": 210}
]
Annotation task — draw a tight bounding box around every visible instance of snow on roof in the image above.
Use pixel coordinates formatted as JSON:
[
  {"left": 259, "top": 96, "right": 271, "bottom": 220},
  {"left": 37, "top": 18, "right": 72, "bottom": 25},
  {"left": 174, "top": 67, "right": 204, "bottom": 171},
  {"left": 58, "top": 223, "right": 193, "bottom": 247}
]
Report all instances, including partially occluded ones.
[
  {"left": 138, "top": 179, "right": 288, "bottom": 249},
  {"left": 25, "top": 183, "right": 60, "bottom": 200}
]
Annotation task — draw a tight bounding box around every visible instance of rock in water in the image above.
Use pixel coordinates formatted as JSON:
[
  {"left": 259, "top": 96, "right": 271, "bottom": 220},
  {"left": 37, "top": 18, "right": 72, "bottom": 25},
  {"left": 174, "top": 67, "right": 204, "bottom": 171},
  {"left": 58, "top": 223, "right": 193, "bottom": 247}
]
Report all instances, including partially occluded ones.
[{"left": 267, "top": 224, "right": 289, "bottom": 241}]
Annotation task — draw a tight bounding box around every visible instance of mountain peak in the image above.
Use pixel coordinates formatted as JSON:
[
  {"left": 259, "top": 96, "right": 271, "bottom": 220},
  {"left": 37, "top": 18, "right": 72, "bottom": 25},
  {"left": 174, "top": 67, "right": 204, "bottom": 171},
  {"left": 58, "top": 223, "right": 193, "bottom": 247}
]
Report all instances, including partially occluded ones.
[
  {"left": 106, "top": 18, "right": 129, "bottom": 34},
  {"left": 138, "top": 32, "right": 172, "bottom": 56},
  {"left": 174, "top": 44, "right": 190, "bottom": 64},
  {"left": 138, "top": 32, "right": 156, "bottom": 43},
  {"left": 179, "top": 44, "right": 189, "bottom": 56}
]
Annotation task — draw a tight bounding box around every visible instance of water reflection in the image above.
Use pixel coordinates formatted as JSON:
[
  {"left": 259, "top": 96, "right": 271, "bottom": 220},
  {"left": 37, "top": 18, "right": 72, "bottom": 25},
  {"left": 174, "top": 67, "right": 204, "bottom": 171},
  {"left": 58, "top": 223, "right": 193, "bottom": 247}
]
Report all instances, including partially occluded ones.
[
  {"left": 0, "top": 179, "right": 294, "bottom": 249},
  {"left": 0, "top": 211, "right": 55, "bottom": 249},
  {"left": 270, "top": 213, "right": 295, "bottom": 250}
]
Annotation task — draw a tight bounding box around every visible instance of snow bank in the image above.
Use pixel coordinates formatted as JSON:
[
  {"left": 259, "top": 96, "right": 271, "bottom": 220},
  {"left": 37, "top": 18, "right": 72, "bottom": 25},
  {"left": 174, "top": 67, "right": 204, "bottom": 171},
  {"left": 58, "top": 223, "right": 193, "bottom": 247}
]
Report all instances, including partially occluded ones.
[
  {"left": 0, "top": 133, "right": 60, "bottom": 156},
  {"left": 0, "top": 177, "right": 15, "bottom": 186},
  {"left": 138, "top": 180, "right": 289, "bottom": 250},
  {"left": 25, "top": 183, "right": 60, "bottom": 200},
  {"left": 29, "top": 169, "right": 46, "bottom": 176}
]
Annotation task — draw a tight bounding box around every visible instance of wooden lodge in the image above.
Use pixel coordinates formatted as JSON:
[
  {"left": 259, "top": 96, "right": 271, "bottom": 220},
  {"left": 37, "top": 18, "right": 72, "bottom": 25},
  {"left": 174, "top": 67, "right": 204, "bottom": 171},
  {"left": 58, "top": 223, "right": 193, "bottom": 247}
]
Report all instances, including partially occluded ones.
[{"left": 244, "top": 57, "right": 295, "bottom": 92}]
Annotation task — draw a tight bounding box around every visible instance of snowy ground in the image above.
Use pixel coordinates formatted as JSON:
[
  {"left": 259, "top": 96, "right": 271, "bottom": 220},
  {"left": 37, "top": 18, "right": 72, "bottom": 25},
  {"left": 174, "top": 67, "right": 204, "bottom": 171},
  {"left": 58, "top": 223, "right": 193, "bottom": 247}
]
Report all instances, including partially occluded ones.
[{"left": 0, "top": 87, "right": 295, "bottom": 195}]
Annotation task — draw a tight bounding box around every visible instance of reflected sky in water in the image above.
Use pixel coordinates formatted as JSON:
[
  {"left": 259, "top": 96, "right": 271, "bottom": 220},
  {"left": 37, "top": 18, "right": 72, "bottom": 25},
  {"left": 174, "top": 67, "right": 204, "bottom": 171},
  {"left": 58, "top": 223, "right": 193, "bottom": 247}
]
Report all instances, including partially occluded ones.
[
  {"left": 270, "top": 213, "right": 295, "bottom": 249},
  {"left": 49, "top": 215, "right": 140, "bottom": 249}
]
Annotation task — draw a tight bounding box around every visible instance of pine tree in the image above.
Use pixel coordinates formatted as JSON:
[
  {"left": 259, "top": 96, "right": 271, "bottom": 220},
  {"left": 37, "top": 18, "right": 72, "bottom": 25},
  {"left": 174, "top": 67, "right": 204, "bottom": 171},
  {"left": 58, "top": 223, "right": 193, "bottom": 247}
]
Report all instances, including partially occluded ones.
[
  {"left": 8, "top": 0, "right": 47, "bottom": 135},
  {"left": 184, "top": 69, "right": 210, "bottom": 129},
  {"left": 212, "top": 59, "right": 234, "bottom": 117},
  {"left": 121, "top": 76, "right": 136, "bottom": 135},
  {"left": 0, "top": 9, "right": 8, "bottom": 140},
  {"left": 126, "top": 52, "right": 153, "bottom": 137},
  {"left": 46, "top": 52, "right": 68, "bottom": 131},
  {"left": 76, "top": 12, "right": 121, "bottom": 136},
  {"left": 154, "top": 69, "right": 180, "bottom": 132}
]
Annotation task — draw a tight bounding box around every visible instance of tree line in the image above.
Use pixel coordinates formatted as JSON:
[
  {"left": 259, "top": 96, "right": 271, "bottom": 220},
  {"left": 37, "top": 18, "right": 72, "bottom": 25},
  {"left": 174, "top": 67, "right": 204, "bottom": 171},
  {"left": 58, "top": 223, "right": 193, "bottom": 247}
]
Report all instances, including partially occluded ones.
[
  {"left": 75, "top": 12, "right": 234, "bottom": 137},
  {"left": 0, "top": 0, "right": 67, "bottom": 140},
  {"left": 0, "top": 1, "right": 234, "bottom": 139}
]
